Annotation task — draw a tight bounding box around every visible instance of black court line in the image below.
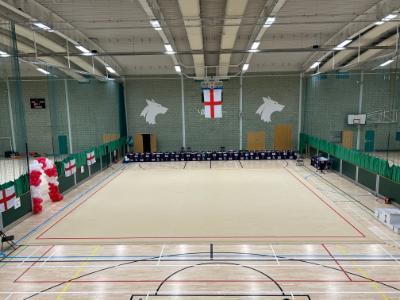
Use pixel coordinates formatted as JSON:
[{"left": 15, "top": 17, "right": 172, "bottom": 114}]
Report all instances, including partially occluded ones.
[
  {"left": 209, "top": 161, "right": 212, "bottom": 169},
  {"left": 210, "top": 244, "right": 213, "bottom": 260},
  {"left": 183, "top": 161, "right": 187, "bottom": 169},
  {"left": 238, "top": 160, "right": 243, "bottom": 168},
  {"left": 131, "top": 294, "right": 311, "bottom": 299}
]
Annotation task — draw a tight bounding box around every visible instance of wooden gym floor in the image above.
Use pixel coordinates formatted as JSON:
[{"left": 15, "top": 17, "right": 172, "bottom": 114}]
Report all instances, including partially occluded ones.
[{"left": 1, "top": 160, "right": 400, "bottom": 299}]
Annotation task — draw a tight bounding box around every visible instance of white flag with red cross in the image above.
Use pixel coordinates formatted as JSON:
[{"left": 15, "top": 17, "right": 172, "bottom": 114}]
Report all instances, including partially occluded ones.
[
  {"left": 64, "top": 159, "right": 76, "bottom": 177},
  {"left": 0, "top": 185, "right": 18, "bottom": 213},
  {"left": 86, "top": 151, "right": 96, "bottom": 166},
  {"left": 202, "top": 88, "right": 223, "bottom": 119}
]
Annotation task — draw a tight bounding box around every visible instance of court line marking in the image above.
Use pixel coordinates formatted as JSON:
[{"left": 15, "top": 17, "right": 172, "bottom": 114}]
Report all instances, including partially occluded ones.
[
  {"left": 321, "top": 244, "right": 352, "bottom": 282},
  {"left": 269, "top": 244, "right": 280, "bottom": 265},
  {"left": 157, "top": 245, "right": 165, "bottom": 266},
  {"left": 18, "top": 246, "right": 44, "bottom": 267}
]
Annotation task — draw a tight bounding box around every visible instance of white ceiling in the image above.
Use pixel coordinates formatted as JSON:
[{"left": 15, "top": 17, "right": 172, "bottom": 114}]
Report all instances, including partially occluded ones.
[{"left": 0, "top": 0, "right": 399, "bottom": 78}]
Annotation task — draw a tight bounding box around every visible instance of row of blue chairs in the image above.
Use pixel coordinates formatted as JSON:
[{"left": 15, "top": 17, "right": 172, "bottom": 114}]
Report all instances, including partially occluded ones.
[{"left": 124, "top": 150, "right": 297, "bottom": 163}]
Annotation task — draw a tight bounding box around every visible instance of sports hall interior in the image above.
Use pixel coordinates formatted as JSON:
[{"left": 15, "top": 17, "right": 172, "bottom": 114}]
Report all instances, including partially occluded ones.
[{"left": 1, "top": 0, "right": 400, "bottom": 299}]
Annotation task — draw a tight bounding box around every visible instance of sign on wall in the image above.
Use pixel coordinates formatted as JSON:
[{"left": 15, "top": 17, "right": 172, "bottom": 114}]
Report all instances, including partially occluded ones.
[{"left": 30, "top": 98, "right": 46, "bottom": 109}]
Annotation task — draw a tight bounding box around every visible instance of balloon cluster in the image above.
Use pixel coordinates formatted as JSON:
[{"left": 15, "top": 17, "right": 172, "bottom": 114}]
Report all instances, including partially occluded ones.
[{"left": 29, "top": 157, "right": 64, "bottom": 214}]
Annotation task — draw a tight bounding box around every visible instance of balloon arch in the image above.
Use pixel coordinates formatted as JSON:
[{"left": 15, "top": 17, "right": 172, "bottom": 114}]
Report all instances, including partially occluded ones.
[{"left": 29, "top": 157, "right": 63, "bottom": 214}]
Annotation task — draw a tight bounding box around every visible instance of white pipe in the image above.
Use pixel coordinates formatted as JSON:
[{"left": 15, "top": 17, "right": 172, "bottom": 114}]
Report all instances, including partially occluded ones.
[
  {"left": 6, "top": 80, "right": 16, "bottom": 151},
  {"left": 297, "top": 73, "right": 303, "bottom": 150},
  {"left": 181, "top": 74, "right": 186, "bottom": 148},
  {"left": 239, "top": 73, "right": 243, "bottom": 150},
  {"left": 356, "top": 72, "right": 364, "bottom": 150},
  {"left": 64, "top": 79, "right": 73, "bottom": 154}
]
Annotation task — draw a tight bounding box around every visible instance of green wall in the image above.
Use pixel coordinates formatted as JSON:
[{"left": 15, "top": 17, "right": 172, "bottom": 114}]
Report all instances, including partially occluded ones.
[{"left": 125, "top": 74, "right": 300, "bottom": 152}]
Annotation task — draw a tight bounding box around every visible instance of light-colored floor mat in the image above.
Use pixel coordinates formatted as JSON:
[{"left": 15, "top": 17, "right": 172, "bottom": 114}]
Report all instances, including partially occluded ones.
[{"left": 23, "top": 163, "right": 378, "bottom": 244}]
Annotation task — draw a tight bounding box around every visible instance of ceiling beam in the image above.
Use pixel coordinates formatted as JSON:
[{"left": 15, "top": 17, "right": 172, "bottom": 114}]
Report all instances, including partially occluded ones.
[
  {"left": 218, "top": 0, "right": 248, "bottom": 78},
  {"left": 178, "top": 0, "right": 204, "bottom": 79}
]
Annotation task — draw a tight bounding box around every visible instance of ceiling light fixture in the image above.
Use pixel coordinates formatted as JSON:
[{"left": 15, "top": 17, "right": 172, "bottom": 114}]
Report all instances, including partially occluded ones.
[
  {"left": 36, "top": 68, "right": 50, "bottom": 75},
  {"left": 106, "top": 66, "right": 117, "bottom": 74},
  {"left": 75, "top": 45, "right": 92, "bottom": 56},
  {"left": 380, "top": 59, "right": 394, "bottom": 67},
  {"left": 310, "top": 61, "right": 321, "bottom": 69},
  {"left": 164, "top": 44, "right": 173, "bottom": 52},
  {"left": 242, "top": 63, "right": 249, "bottom": 72},
  {"left": 33, "top": 22, "right": 52, "bottom": 31},
  {"left": 150, "top": 20, "right": 162, "bottom": 31},
  {"left": 0, "top": 50, "right": 10, "bottom": 57},
  {"left": 264, "top": 17, "right": 276, "bottom": 28},
  {"left": 334, "top": 39, "right": 352, "bottom": 50},
  {"left": 174, "top": 65, "right": 182, "bottom": 73},
  {"left": 251, "top": 41, "right": 260, "bottom": 50}
]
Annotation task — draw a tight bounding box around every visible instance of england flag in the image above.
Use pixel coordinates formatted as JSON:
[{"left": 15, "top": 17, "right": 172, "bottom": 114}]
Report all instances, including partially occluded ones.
[
  {"left": 0, "top": 185, "right": 18, "bottom": 213},
  {"left": 64, "top": 159, "right": 76, "bottom": 177},
  {"left": 203, "top": 88, "right": 223, "bottom": 119},
  {"left": 86, "top": 151, "right": 96, "bottom": 166}
]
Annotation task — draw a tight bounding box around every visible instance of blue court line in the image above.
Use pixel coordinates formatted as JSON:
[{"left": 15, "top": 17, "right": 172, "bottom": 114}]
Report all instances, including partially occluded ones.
[{"left": 14, "top": 164, "right": 126, "bottom": 245}]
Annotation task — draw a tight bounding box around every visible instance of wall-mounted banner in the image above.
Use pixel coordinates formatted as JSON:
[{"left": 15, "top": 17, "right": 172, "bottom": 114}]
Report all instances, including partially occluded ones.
[
  {"left": 30, "top": 98, "right": 46, "bottom": 109},
  {"left": 140, "top": 99, "right": 168, "bottom": 125},
  {"left": 256, "top": 97, "right": 285, "bottom": 123}
]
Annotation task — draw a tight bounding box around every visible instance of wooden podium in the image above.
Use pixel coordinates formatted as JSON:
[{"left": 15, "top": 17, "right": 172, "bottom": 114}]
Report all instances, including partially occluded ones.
[{"left": 134, "top": 133, "right": 157, "bottom": 153}]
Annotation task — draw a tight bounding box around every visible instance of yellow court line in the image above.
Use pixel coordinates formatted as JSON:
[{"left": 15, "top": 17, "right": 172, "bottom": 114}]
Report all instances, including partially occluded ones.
[
  {"left": 56, "top": 245, "right": 102, "bottom": 300},
  {"left": 336, "top": 245, "right": 390, "bottom": 300}
]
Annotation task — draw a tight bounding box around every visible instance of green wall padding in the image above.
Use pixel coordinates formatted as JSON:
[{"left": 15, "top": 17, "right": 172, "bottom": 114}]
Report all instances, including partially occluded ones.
[
  {"left": 90, "top": 160, "right": 101, "bottom": 175},
  {"left": 76, "top": 165, "right": 89, "bottom": 183},
  {"left": 330, "top": 156, "right": 340, "bottom": 172},
  {"left": 358, "top": 168, "right": 376, "bottom": 191},
  {"left": 379, "top": 177, "right": 400, "bottom": 205},
  {"left": 342, "top": 161, "right": 356, "bottom": 180},
  {"left": 2, "top": 193, "right": 31, "bottom": 228},
  {"left": 58, "top": 175, "right": 75, "bottom": 193}
]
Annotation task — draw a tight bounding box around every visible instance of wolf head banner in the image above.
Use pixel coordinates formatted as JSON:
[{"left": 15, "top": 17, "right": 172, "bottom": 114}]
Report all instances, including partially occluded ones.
[
  {"left": 140, "top": 99, "right": 168, "bottom": 125},
  {"left": 256, "top": 96, "right": 285, "bottom": 123}
]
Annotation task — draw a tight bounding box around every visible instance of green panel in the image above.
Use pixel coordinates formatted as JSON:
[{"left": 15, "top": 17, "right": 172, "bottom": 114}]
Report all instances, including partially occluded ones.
[
  {"left": 90, "top": 160, "right": 101, "bottom": 174},
  {"left": 58, "top": 175, "right": 75, "bottom": 193},
  {"left": 309, "top": 147, "right": 317, "bottom": 156},
  {"left": 379, "top": 177, "right": 400, "bottom": 205},
  {"left": 76, "top": 165, "right": 89, "bottom": 183},
  {"left": 2, "top": 193, "right": 32, "bottom": 228},
  {"left": 342, "top": 160, "right": 356, "bottom": 180},
  {"left": 358, "top": 168, "right": 376, "bottom": 191},
  {"left": 330, "top": 156, "right": 340, "bottom": 171},
  {"left": 58, "top": 135, "right": 68, "bottom": 155},
  {"left": 364, "top": 130, "right": 375, "bottom": 152}
]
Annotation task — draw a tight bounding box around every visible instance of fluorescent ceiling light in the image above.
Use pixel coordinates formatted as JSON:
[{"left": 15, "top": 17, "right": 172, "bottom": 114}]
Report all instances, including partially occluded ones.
[
  {"left": 75, "top": 45, "right": 92, "bottom": 55},
  {"left": 242, "top": 63, "right": 249, "bottom": 71},
  {"left": 374, "top": 21, "right": 385, "bottom": 25},
  {"left": 174, "top": 65, "right": 181, "bottom": 73},
  {"left": 310, "top": 61, "right": 321, "bottom": 69},
  {"left": 0, "top": 50, "right": 9, "bottom": 57},
  {"left": 150, "top": 20, "right": 161, "bottom": 30},
  {"left": 334, "top": 39, "right": 352, "bottom": 50},
  {"left": 248, "top": 49, "right": 260, "bottom": 53},
  {"left": 36, "top": 68, "right": 50, "bottom": 75},
  {"left": 383, "top": 14, "right": 397, "bottom": 21},
  {"left": 106, "top": 66, "right": 117, "bottom": 74},
  {"left": 380, "top": 59, "right": 394, "bottom": 67},
  {"left": 33, "top": 22, "right": 52, "bottom": 31},
  {"left": 164, "top": 44, "right": 173, "bottom": 52},
  {"left": 264, "top": 17, "right": 276, "bottom": 28},
  {"left": 251, "top": 41, "right": 260, "bottom": 50}
]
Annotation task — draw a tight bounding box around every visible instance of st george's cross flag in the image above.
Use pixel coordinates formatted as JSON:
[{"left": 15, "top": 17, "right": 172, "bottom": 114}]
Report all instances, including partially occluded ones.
[
  {"left": 202, "top": 88, "right": 223, "bottom": 119},
  {"left": 86, "top": 151, "right": 96, "bottom": 166},
  {"left": 0, "top": 185, "right": 18, "bottom": 213},
  {"left": 64, "top": 159, "right": 76, "bottom": 177}
]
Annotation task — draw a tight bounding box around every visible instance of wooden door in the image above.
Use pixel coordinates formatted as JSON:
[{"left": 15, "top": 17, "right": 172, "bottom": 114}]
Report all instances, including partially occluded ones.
[
  {"left": 247, "top": 131, "right": 266, "bottom": 151},
  {"left": 150, "top": 134, "right": 157, "bottom": 152},
  {"left": 274, "top": 124, "right": 292, "bottom": 150},
  {"left": 134, "top": 133, "right": 143, "bottom": 153},
  {"left": 342, "top": 130, "right": 353, "bottom": 149}
]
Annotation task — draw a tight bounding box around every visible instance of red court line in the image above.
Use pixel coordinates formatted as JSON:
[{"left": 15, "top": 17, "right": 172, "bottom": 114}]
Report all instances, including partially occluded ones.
[
  {"left": 284, "top": 168, "right": 366, "bottom": 237},
  {"left": 13, "top": 246, "right": 54, "bottom": 283},
  {"left": 15, "top": 279, "right": 400, "bottom": 284},
  {"left": 36, "top": 170, "right": 126, "bottom": 240},
  {"left": 322, "top": 243, "right": 353, "bottom": 282}
]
